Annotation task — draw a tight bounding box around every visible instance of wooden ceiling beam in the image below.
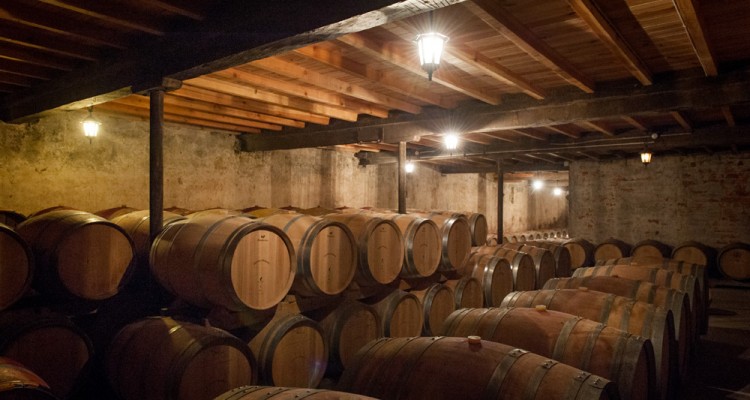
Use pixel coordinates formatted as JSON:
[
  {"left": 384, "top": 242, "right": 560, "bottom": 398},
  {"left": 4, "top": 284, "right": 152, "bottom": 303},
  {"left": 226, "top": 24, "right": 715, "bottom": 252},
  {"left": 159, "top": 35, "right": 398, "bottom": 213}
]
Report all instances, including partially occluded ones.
[
  {"left": 544, "top": 125, "right": 582, "bottom": 139},
  {"left": 186, "top": 76, "right": 360, "bottom": 122},
  {"left": 670, "top": 111, "right": 693, "bottom": 131},
  {"left": 251, "top": 57, "right": 422, "bottom": 114},
  {"left": 722, "top": 106, "right": 736, "bottom": 128},
  {"left": 96, "top": 101, "right": 261, "bottom": 134},
  {"left": 0, "top": 59, "right": 55, "bottom": 80},
  {"left": 37, "top": 0, "right": 166, "bottom": 35},
  {"left": 134, "top": 0, "right": 205, "bottom": 21},
  {"left": 622, "top": 115, "right": 648, "bottom": 131},
  {"left": 467, "top": 0, "right": 595, "bottom": 93},
  {"left": 567, "top": 0, "right": 653, "bottom": 85},
  {"left": 481, "top": 131, "right": 519, "bottom": 143},
  {"left": 0, "top": 22, "right": 101, "bottom": 61},
  {"left": 173, "top": 85, "right": 329, "bottom": 126},
  {"left": 0, "top": 73, "right": 37, "bottom": 87},
  {"left": 0, "top": 43, "right": 76, "bottom": 71},
  {"left": 524, "top": 153, "right": 560, "bottom": 164},
  {"left": 2, "top": 0, "right": 457, "bottom": 122},
  {"left": 509, "top": 129, "right": 548, "bottom": 141},
  {"left": 672, "top": 0, "right": 717, "bottom": 76},
  {"left": 546, "top": 153, "right": 577, "bottom": 162},
  {"left": 577, "top": 120, "right": 615, "bottom": 136},
  {"left": 336, "top": 32, "right": 501, "bottom": 105},
  {"left": 293, "top": 43, "right": 456, "bottom": 109},
  {"left": 162, "top": 94, "right": 304, "bottom": 128},
  {"left": 112, "top": 95, "right": 284, "bottom": 131}
]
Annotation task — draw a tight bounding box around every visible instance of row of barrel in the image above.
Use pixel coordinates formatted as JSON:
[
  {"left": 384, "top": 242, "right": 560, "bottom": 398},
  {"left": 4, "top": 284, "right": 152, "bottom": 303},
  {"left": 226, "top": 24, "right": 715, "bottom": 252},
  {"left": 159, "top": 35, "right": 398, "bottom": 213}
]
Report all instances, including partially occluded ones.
[
  {"left": 560, "top": 237, "right": 750, "bottom": 282},
  {"left": 487, "top": 229, "right": 570, "bottom": 245}
]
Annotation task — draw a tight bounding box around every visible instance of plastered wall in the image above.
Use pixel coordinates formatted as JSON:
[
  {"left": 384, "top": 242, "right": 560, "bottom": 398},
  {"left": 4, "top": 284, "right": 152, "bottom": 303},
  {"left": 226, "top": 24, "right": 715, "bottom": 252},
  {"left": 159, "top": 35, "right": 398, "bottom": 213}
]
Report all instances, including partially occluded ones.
[
  {"left": 569, "top": 153, "right": 750, "bottom": 248},
  {"left": 0, "top": 110, "right": 566, "bottom": 234}
]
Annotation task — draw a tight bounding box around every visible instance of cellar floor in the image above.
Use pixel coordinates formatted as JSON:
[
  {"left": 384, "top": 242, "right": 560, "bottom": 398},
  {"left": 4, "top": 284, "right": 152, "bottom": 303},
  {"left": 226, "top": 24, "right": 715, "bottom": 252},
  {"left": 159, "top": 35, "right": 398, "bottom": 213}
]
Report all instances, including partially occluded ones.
[{"left": 680, "top": 281, "right": 750, "bottom": 399}]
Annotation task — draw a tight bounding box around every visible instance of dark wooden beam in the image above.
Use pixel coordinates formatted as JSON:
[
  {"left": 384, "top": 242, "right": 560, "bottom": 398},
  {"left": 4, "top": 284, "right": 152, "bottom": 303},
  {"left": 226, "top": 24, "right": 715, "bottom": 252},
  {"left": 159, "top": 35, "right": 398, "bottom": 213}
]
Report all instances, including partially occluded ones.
[
  {"left": 439, "top": 163, "right": 569, "bottom": 174},
  {"left": 1, "top": 0, "right": 465, "bottom": 122},
  {"left": 239, "top": 66, "right": 750, "bottom": 151}
]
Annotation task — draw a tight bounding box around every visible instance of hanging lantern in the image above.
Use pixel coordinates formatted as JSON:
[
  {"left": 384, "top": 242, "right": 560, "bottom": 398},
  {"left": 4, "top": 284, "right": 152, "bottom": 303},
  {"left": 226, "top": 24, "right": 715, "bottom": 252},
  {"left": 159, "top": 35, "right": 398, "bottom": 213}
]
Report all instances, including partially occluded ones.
[
  {"left": 640, "top": 150, "right": 652, "bottom": 165},
  {"left": 415, "top": 11, "right": 448, "bottom": 81},
  {"left": 82, "top": 106, "right": 100, "bottom": 139}
]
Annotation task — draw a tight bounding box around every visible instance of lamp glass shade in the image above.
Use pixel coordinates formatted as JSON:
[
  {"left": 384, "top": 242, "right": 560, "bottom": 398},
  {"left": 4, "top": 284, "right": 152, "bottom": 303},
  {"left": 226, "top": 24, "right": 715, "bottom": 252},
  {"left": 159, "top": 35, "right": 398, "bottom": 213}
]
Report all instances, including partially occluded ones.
[
  {"left": 416, "top": 32, "right": 447, "bottom": 79},
  {"left": 405, "top": 161, "right": 415, "bottom": 173},
  {"left": 640, "top": 151, "right": 652, "bottom": 164},
  {"left": 444, "top": 133, "right": 459, "bottom": 150},
  {"left": 82, "top": 116, "right": 100, "bottom": 138}
]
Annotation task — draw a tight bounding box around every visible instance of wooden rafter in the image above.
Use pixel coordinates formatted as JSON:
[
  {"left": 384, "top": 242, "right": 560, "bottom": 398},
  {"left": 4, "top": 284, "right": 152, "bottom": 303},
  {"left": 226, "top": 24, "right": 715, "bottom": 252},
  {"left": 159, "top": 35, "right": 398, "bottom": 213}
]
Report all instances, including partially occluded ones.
[
  {"left": 722, "top": 106, "right": 736, "bottom": 127},
  {"left": 37, "top": 0, "right": 166, "bottom": 35},
  {"left": 672, "top": 0, "right": 717, "bottom": 76},
  {"left": 162, "top": 94, "right": 304, "bottom": 128},
  {"left": 509, "top": 129, "right": 548, "bottom": 141},
  {"left": 544, "top": 125, "right": 582, "bottom": 139},
  {"left": 577, "top": 120, "right": 615, "bottom": 136},
  {"left": 0, "top": 42, "right": 76, "bottom": 71},
  {"left": 467, "top": 0, "right": 595, "bottom": 93},
  {"left": 622, "top": 116, "right": 648, "bottom": 131},
  {"left": 0, "top": 22, "right": 100, "bottom": 61},
  {"left": 336, "top": 32, "right": 501, "bottom": 105},
  {"left": 670, "top": 111, "right": 693, "bottom": 130},
  {"left": 567, "top": 0, "right": 653, "bottom": 85}
]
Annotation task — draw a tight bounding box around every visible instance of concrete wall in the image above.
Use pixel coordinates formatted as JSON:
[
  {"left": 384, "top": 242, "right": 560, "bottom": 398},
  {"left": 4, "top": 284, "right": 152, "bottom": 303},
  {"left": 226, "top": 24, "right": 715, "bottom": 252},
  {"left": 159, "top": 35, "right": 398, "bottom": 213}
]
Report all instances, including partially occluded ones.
[
  {"left": 569, "top": 153, "right": 750, "bottom": 249},
  {"left": 0, "top": 111, "right": 566, "bottom": 236}
]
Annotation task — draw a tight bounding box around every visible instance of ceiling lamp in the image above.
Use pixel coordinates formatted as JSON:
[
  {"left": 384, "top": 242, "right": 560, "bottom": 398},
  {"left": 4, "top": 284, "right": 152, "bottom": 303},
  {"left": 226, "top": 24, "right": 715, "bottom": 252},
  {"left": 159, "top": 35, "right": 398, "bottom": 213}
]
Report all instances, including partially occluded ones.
[
  {"left": 532, "top": 179, "right": 544, "bottom": 190},
  {"left": 444, "top": 133, "right": 459, "bottom": 150},
  {"left": 405, "top": 161, "right": 415, "bottom": 173},
  {"left": 553, "top": 187, "right": 564, "bottom": 196},
  {"left": 415, "top": 11, "right": 448, "bottom": 81},
  {"left": 82, "top": 106, "right": 101, "bottom": 141},
  {"left": 640, "top": 147, "right": 652, "bottom": 166}
]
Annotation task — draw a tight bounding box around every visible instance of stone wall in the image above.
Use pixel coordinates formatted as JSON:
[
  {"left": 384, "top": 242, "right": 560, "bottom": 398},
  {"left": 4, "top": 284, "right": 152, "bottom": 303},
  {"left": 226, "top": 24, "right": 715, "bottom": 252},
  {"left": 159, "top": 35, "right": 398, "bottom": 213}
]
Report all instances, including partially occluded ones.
[
  {"left": 569, "top": 153, "right": 750, "bottom": 248},
  {"left": 0, "top": 110, "right": 567, "bottom": 236}
]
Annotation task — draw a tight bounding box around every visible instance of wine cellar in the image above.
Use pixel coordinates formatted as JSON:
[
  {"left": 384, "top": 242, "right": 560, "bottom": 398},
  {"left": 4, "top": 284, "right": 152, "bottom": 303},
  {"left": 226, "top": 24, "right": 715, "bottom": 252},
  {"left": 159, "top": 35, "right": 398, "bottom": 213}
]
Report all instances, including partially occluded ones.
[{"left": 0, "top": 1, "right": 749, "bottom": 399}]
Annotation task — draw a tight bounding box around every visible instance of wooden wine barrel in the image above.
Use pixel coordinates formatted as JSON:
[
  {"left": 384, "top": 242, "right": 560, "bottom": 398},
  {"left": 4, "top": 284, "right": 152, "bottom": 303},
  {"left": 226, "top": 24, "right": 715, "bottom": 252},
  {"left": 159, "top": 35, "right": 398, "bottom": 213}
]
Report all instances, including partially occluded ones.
[
  {"left": 442, "top": 307, "right": 656, "bottom": 400},
  {"left": 457, "top": 253, "right": 513, "bottom": 307},
  {"left": 671, "top": 241, "right": 715, "bottom": 269},
  {"left": 150, "top": 214, "right": 296, "bottom": 311},
  {"left": 717, "top": 242, "right": 750, "bottom": 282},
  {"left": 338, "top": 336, "right": 618, "bottom": 400},
  {"left": 501, "top": 288, "right": 675, "bottom": 400},
  {"left": 444, "top": 276, "right": 484, "bottom": 309},
  {"left": 563, "top": 238, "right": 595, "bottom": 270},
  {"left": 244, "top": 208, "right": 293, "bottom": 218},
  {"left": 526, "top": 241, "right": 572, "bottom": 278},
  {"left": 248, "top": 314, "right": 327, "bottom": 388},
  {"left": 418, "top": 213, "right": 473, "bottom": 272},
  {"left": 187, "top": 208, "right": 242, "bottom": 218},
  {"left": 594, "top": 238, "right": 632, "bottom": 261},
  {"left": 0, "top": 210, "right": 26, "bottom": 229},
  {"left": 0, "top": 223, "right": 33, "bottom": 311},
  {"left": 410, "top": 283, "right": 455, "bottom": 336},
  {"left": 0, "top": 357, "right": 59, "bottom": 400},
  {"left": 111, "top": 210, "right": 187, "bottom": 283},
  {"left": 306, "top": 300, "right": 380, "bottom": 377},
  {"left": 435, "top": 211, "right": 488, "bottom": 247},
  {"left": 259, "top": 213, "right": 356, "bottom": 296},
  {"left": 0, "top": 310, "right": 93, "bottom": 399},
  {"left": 214, "top": 386, "right": 378, "bottom": 400},
  {"left": 473, "top": 246, "right": 536, "bottom": 291},
  {"left": 94, "top": 206, "right": 138, "bottom": 220},
  {"left": 501, "top": 243, "right": 556, "bottom": 288},
  {"left": 380, "top": 213, "right": 441, "bottom": 280},
  {"left": 106, "top": 316, "right": 256, "bottom": 400},
  {"left": 26, "top": 206, "right": 74, "bottom": 219},
  {"left": 631, "top": 240, "right": 673, "bottom": 263},
  {"left": 544, "top": 276, "right": 693, "bottom": 379},
  {"left": 362, "top": 290, "right": 423, "bottom": 338},
  {"left": 16, "top": 209, "right": 135, "bottom": 301},
  {"left": 576, "top": 264, "right": 706, "bottom": 334},
  {"left": 323, "top": 213, "right": 404, "bottom": 287},
  {"left": 164, "top": 206, "right": 194, "bottom": 215}
]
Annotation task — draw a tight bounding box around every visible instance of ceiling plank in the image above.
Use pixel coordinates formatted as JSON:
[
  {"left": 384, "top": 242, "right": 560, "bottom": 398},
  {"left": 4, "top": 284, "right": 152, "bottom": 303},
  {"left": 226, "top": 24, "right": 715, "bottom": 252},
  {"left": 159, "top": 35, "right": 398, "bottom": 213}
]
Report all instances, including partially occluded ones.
[
  {"left": 37, "top": 0, "right": 166, "bottom": 35},
  {"left": 509, "top": 129, "right": 548, "bottom": 141},
  {"left": 96, "top": 101, "right": 261, "bottom": 133},
  {"left": 2, "top": 0, "right": 462, "bottom": 122},
  {"left": 136, "top": 0, "right": 206, "bottom": 21},
  {"left": 524, "top": 153, "right": 564, "bottom": 164},
  {"left": 467, "top": 0, "right": 595, "bottom": 93},
  {"left": 186, "top": 76, "right": 360, "bottom": 122},
  {"left": 722, "top": 106, "right": 736, "bottom": 127},
  {"left": 0, "top": 59, "right": 56, "bottom": 80},
  {"left": 567, "top": 0, "right": 653, "bottom": 85},
  {"left": 173, "top": 85, "right": 329, "bottom": 126},
  {"left": 670, "top": 111, "right": 693, "bottom": 130},
  {"left": 544, "top": 125, "right": 582, "bottom": 139},
  {"left": 294, "top": 43, "right": 455, "bottom": 109},
  {"left": 622, "top": 115, "right": 648, "bottom": 131},
  {"left": 336, "top": 32, "right": 500, "bottom": 105},
  {"left": 250, "top": 57, "right": 422, "bottom": 114},
  {"left": 672, "top": 0, "right": 717, "bottom": 76},
  {"left": 0, "top": 42, "right": 77, "bottom": 71},
  {"left": 0, "top": 21, "right": 101, "bottom": 61},
  {"left": 163, "top": 94, "right": 304, "bottom": 128},
  {"left": 238, "top": 68, "right": 750, "bottom": 151},
  {"left": 577, "top": 120, "right": 615, "bottom": 136}
]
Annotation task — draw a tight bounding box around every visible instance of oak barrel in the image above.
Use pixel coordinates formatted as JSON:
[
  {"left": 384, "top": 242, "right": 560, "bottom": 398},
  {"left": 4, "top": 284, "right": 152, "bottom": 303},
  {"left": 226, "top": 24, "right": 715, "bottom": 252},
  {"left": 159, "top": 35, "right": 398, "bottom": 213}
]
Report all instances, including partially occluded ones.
[
  {"left": 419, "top": 213, "right": 473, "bottom": 272},
  {"left": 362, "top": 290, "right": 423, "bottom": 338},
  {"left": 0, "top": 357, "right": 58, "bottom": 400},
  {"left": 0, "top": 210, "right": 25, "bottom": 229},
  {"left": 94, "top": 206, "right": 138, "bottom": 220},
  {"left": 435, "top": 211, "right": 488, "bottom": 247},
  {"left": 0, "top": 310, "right": 93, "bottom": 399},
  {"left": 631, "top": 240, "right": 673, "bottom": 263},
  {"left": 0, "top": 223, "right": 33, "bottom": 311},
  {"left": 717, "top": 242, "right": 750, "bottom": 282},
  {"left": 259, "top": 213, "right": 356, "bottom": 296},
  {"left": 380, "top": 213, "right": 441, "bottom": 279},
  {"left": 457, "top": 253, "right": 514, "bottom": 307},
  {"left": 526, "top": 241, "right": 572, "bottom": 277},
  {"left": 410, "top": 283, "right": 455, "bottom": 336},
  {"left": 473, "top": 246, "right": 536, "bottom": 291},
  {"left": 16, "top": 209, "right": 135, "bottom": 301},
  {"left": 214, "top": 386, "right": 378, "bottom": 400},
  {"left": 501, "top": 288, "right": 675, "bottom": 400},
  {"left": 323, "top": 213, "right": 404, "bottom": 287},
  {"left": 671, "top": 241, "right": 715, "bottom": 269},
  {"left": 444, "top": 276, "right": 484, "bottom": 309},
  {"left": 337, "top": 336, "right": 618, "bottom": 400},
  {"left": 106, "top": 316, "right": 256, "bottom": 400},
  {"left": 563, "top": 238, "right": 595, "bottom": 270},
  {"left": 594, "top": 238, "right": 632, "bottom": 261},
  {"left": 306, "top": 300, "right": 380, "bottom": 377},
  {"left": 501, "top": 243, "right": 556, "bottom": 288},
  {"left": 248, "top": 314, "right": 327, "bottom": 388},
  {"left": 442, "top": 307, "right": 655, "bottom": 400},
  {"left": 150, "top": 214, "right": 296, "bottom": 311}
]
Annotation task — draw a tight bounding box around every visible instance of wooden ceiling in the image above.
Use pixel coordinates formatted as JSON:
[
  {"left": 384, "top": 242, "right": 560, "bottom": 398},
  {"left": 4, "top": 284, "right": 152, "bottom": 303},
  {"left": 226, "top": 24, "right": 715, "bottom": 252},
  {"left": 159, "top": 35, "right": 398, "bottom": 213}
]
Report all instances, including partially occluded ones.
[{"left": 1, "top": 0, "right": 750, "bottom": 173}]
